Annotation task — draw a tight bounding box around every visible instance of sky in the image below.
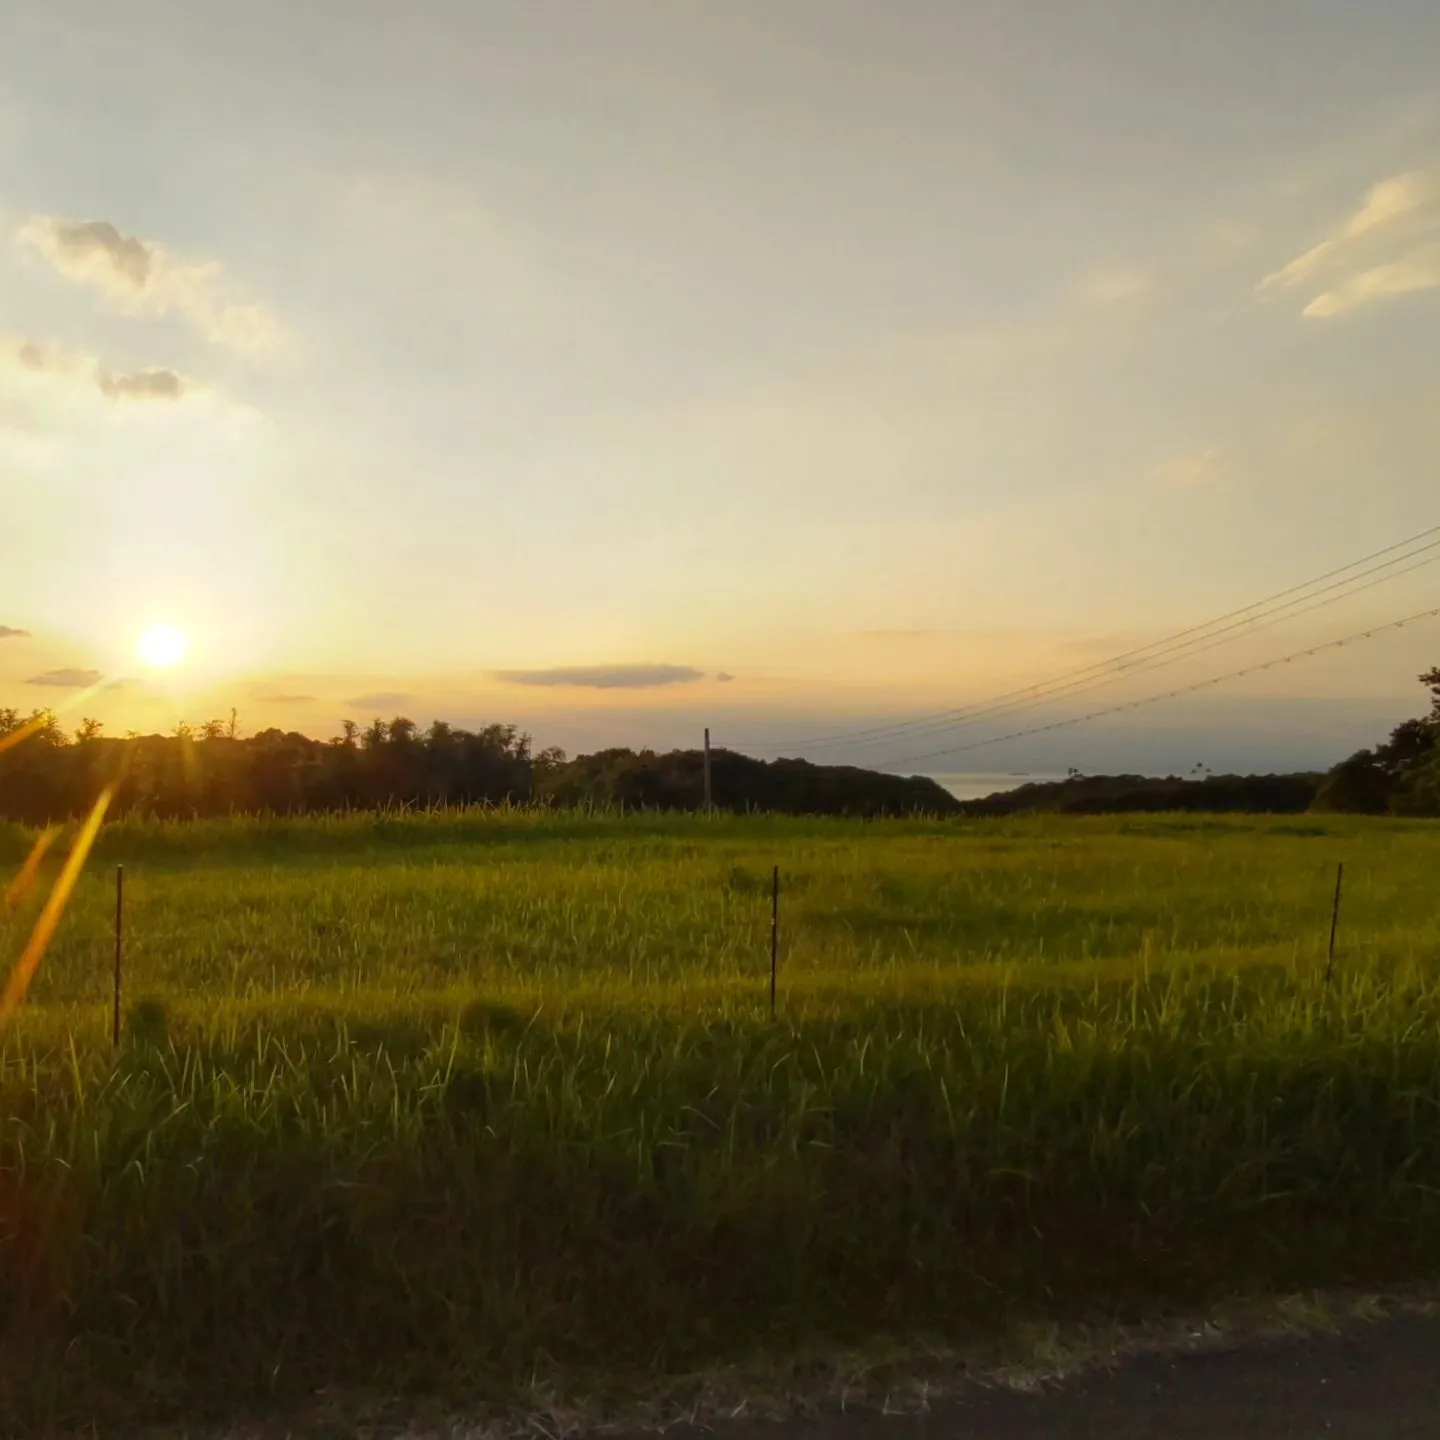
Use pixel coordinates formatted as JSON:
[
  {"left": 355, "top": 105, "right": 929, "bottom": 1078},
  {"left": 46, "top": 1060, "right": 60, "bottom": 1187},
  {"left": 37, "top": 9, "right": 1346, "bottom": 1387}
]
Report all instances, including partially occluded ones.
[{"left": 2, "top": 0, "right": 1439, "bottom": 774}]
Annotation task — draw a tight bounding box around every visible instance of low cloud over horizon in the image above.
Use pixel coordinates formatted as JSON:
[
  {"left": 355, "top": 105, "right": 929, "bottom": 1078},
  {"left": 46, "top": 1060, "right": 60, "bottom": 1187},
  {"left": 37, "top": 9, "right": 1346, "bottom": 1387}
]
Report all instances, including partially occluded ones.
[
  {"left": 345, "top": 691, "right": 412, "bottom": 710},
  {"left": 493, "top": 664, "right": 708, "bottom": 690},
  {"left": 0, "top": 626, "right": 31, "bottom": 639},
  {"left": 28, "top": 667, "right": 103, "bottom": 687}
]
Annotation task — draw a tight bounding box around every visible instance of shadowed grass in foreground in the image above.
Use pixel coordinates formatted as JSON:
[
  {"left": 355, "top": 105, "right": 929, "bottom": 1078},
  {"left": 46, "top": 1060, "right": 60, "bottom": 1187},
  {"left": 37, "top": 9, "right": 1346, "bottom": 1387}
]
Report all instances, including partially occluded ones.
[{"left": 2, "top": 810, "right": 1440, "bottom": 1430}]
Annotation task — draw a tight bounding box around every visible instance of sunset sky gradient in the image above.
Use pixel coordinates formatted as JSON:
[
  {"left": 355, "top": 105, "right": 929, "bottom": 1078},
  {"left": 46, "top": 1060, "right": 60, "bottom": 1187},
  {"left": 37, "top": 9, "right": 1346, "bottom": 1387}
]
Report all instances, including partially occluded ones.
[{"left": 3, "top": 1, "right": 1438, "bottom": 772}]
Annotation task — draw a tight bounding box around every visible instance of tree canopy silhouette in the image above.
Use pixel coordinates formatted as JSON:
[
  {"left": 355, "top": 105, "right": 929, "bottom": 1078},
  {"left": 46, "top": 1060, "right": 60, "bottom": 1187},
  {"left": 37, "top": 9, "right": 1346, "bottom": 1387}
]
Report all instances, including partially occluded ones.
[
  {"left": 0, "top": 712, "right": 548, "bottom": 824},
  {"left": 3, "top": 665, "right": 1437, "bottom": 824},
  {"left": 0, "top": 714, "right": 953, "bottom": 823},
  {"left": 1313, "top": 666, "right": 1440, "bottom": 815}
]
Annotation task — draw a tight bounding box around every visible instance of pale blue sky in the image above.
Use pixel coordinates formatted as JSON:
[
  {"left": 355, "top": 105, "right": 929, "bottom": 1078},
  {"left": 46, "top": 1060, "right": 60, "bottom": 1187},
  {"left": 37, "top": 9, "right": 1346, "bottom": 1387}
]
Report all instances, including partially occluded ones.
[{"left": 2, "top": 1, "right": 1438, "bottom": 770}]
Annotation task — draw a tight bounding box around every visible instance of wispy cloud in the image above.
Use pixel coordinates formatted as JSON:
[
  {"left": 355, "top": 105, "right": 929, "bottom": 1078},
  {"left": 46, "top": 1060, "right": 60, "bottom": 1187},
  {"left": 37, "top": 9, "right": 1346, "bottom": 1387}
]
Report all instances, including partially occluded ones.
[
  {"left": 11, "top": 339, "right": 85, "bottom": 380},
  {"left": 1150, "top": 447, "right": 1229, "bottom": 492},
  {"left": 854, "top": 629, "right": 941, "bottom": 642},
  {"left": 6, "top": 337, "right": 196, "bottom": 403},
  {"left": 96, "top": 367, "right": 191, "bottom": 402},
  {"left": 346, "top": 691, "right": 412, "bottom": 710},
  {"left": 1259, "top": 169, "right": 1440, "bottom": 317},
  {"left": 1073, "top": 267, "right": 1154, "bottom": 306},
  {"left": 27, "top": 668, "right": 102, "bottom": 688},
  {"left": 17, "top": 216, "right": 283, "bottom": 355},
  {"left": 0, "top": 625, "right": 31, "bottom": 639},
  {"left": 493, "top": 664, "right": 706, "bottom": 690},
  {"left": 1301, "top": 244, "right": 1440, "bottom": 317},
  {"left": 1205, "top": 219, "right": 1254, "bottom": 255},
  {"left": 255, "top": 693, "right": 317, "bottom": 705}
]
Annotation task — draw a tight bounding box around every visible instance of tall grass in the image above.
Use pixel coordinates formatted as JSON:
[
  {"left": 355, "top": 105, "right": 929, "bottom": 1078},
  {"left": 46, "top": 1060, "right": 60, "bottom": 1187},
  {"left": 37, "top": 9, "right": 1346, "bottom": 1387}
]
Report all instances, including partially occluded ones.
[{"left": 2, "top": 810, "right": 1440, "bottom": 1429}]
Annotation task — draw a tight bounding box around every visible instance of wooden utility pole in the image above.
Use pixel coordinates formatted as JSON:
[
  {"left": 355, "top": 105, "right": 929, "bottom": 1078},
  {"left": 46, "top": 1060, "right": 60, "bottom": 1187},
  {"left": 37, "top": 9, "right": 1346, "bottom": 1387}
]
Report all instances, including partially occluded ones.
[{"left": 703, "top": 727, "right": 713, "bottom": 812}]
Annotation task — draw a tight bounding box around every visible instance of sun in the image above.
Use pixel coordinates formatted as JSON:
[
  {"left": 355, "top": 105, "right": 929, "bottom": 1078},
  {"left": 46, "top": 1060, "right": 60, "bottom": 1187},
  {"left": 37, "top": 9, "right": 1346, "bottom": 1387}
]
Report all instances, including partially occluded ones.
[{"left": 136, "top": 622, "right": 191, "bottom": 670}]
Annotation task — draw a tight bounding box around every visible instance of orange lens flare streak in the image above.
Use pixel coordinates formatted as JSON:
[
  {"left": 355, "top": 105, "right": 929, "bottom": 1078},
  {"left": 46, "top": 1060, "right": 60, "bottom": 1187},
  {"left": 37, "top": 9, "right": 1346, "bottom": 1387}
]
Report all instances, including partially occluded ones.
[
  {"left": 0, "top": 712, "right": 51, "bottom": 758},
  {"left": 0, "top": 680, "right": 112, "bottom": 757},
  {"left": 1, "top": 826, "right": 59, "bottom": 913},
  {"left": 0, "top": 789, "right": 114, "bottom": 1023}
]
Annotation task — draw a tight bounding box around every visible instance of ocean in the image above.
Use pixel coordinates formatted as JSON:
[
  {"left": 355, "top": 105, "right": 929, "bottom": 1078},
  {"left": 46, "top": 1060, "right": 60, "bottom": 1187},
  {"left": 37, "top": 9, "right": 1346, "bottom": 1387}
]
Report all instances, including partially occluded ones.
[{"left": 925, "top": 771, "right": 1069, "bottom": 802}]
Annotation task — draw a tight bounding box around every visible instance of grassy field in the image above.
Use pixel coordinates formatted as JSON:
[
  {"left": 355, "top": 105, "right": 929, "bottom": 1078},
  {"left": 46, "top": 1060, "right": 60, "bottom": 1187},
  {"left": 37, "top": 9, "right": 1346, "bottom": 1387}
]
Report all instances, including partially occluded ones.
[{"left": 3, "top": 808, "right": 1440, "bottom": 1432}]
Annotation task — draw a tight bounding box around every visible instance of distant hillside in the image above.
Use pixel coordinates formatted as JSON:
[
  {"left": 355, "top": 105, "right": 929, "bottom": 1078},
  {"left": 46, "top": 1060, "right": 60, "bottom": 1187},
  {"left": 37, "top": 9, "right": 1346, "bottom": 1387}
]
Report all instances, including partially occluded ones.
[
  {"left": 539, "top": 747, "right": 961, "bottom": 817},
  {"left": 955, "top": 772, "right": 1323, "bottom": 816}
]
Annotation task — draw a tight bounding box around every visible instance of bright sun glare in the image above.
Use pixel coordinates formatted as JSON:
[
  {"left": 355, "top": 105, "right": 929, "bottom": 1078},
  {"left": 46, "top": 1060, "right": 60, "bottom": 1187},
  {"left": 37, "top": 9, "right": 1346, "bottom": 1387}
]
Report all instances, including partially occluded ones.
[{"left": 136, "top": 623, "right": 191, "bottom": 670}]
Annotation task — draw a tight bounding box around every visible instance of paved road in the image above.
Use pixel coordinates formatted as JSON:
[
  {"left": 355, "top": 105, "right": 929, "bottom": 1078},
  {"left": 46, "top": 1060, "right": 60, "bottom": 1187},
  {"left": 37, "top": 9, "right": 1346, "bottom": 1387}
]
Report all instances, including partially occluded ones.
[{"left": 647, "top": 1315, "right": 1440, "bottom": 1440}]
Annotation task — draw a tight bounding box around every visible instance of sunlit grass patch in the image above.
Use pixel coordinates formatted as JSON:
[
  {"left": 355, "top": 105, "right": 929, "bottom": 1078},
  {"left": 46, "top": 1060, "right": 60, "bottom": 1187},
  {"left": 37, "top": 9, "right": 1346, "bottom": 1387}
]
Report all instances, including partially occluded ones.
[{"left": 2, "top": 808, "right": 1439, "bottom": 1431}]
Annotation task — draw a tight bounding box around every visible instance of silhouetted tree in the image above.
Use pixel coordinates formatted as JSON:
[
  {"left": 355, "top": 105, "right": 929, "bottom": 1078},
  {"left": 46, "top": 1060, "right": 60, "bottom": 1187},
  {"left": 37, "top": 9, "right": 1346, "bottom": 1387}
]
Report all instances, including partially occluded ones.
[
  {"left": 1315, "top": 666, "right": 1440, "bottom": 815},
  {"left": 0, "top": 714, "right": 543, "bottom": 823},
  {"left": 29, "top": 710, "right": 64, "bottom": 747}
]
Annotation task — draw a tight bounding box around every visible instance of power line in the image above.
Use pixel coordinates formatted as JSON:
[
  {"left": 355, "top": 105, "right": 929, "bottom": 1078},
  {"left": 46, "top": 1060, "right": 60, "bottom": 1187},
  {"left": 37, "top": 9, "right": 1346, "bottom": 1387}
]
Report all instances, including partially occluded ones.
[
  {"left": 804, "top": 544, "right": 1440, "bottom": 754},
  {"left": 750, "top": 520, "right": 1440, "bottom": 752},
  {"left": 874, "top": 604, "right": 1440, "bottom": 771},
  {"left": 773, "top": 529, "right": 1440, "bottom": 750}
]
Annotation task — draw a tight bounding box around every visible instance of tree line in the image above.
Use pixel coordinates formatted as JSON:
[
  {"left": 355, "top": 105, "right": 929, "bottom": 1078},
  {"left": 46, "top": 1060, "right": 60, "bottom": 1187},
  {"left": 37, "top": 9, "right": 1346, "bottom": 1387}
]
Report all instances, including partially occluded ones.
[
  {"left": 957, "top": 770, "right": 1323, "bottom": 817},
  {"left": 0, "top": 665, "right": 1435, "bottom": 824},
  {"left": 0, "top": 713, "right": 553, "bottom": 824},
  {"left": 0, "top": 712, "right": 957, "bottom": 823},
  {"left": 958, "top": 666, "right": 1440, "bottom": 817}
]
